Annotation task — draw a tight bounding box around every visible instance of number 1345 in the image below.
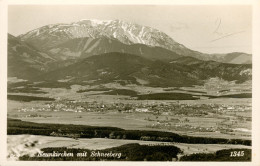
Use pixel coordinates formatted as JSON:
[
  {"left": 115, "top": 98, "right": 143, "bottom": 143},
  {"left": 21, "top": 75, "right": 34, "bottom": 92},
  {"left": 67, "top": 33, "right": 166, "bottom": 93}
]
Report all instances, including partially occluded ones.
[{"left": 230, "top": 151, "right": 244, "bottom": 157}]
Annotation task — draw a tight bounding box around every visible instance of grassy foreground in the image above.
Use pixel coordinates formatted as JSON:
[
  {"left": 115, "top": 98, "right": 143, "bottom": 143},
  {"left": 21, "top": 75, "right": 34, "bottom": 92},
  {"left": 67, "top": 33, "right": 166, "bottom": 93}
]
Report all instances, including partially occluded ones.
[{"left": 18, "top": 145, "right": 251, "bottom": 161}]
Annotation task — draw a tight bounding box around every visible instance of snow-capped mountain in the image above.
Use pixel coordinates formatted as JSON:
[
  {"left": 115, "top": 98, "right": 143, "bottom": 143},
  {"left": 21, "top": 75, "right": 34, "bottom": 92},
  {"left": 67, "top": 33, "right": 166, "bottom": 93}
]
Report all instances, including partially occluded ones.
[
  {"left": 17, "top": 19, "right": 251, "bottom": 64},
  {"left": 19, "top": 19, "right": 193, "bottom": 55}
]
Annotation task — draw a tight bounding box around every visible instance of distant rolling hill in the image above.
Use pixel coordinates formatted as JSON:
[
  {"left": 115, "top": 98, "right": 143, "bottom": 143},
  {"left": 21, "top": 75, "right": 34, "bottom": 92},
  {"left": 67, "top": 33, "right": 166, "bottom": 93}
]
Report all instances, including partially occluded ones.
[
  {"left": 205, "top": 52, "right": 252, "bottom": 64},
  {"left": 34, "top": 52, "right": 252, "bottom": 87},
  {"left": 173, "top": 56, "right": 252, "bottom": 83}
]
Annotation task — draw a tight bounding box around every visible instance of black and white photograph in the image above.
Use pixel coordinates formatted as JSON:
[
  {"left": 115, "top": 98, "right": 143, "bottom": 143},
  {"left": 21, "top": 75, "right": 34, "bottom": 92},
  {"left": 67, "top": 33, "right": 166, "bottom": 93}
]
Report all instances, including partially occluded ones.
[{"left": 1, "top": 0, "right": 260, "bottom": 165}]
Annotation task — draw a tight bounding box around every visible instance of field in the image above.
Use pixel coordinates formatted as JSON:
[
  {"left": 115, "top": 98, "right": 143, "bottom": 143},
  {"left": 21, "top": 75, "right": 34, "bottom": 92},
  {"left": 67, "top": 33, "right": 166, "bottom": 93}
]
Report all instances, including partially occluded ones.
[
  {"left": 7, "top": 78, "right": 252, "bottom": 161},
  {"left": 8, "top": 97, "right": 251, "bottom": 140},
  {"left": 8, "top": 110, "right": 251, "bottom": 139}
]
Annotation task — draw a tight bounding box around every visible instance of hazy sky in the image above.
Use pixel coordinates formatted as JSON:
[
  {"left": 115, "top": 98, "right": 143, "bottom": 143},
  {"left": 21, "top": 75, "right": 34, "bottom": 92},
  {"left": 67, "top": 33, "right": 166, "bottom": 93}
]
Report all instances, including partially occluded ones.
[{"left": 8, "top": 5, "right": 251, "bottom": 54}]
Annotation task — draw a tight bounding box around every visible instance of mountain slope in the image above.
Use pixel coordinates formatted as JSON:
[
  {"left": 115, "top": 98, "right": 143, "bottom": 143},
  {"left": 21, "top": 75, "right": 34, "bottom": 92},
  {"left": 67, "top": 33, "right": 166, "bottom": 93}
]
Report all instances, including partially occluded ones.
[
  {"left": 173, "top": 56, "right": 252, "bottom": 83},
  {"left": 35, "top": 52, "right": 252, "bottom": 87},
  {"left": 202, "top": 52, "right": 252, "bottom": 64},
  {"left": 48, "top": 36, "right": 182, "bottom": 61},
  {"left": 8, "top": 34, "right": 57, "bottom": 79}
]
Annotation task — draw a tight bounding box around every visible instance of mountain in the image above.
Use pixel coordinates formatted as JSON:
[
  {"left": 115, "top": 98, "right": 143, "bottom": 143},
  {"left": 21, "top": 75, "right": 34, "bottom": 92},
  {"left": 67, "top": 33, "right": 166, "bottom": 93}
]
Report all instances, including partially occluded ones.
[
  {"left": 8, "top": 19, "right": 252, "bottom": 86},
  {"left": 206, "top": 52, "right": 252, "bottom": 64},
  {"left": 47, "top": 36, "right": 182, "bottom": 61},
  {"left": 18, "top": 19, "right": 189, "bottom": 53},
  {"left": 36, "top": 52, "right": 251, "bottom": 87},
  {"left": 173, "top": 56, "right": 252, "bottom": 83},
  {"left": 8, "top": 34, "right": 57, "bottom": 79},
  {"left": 8, "top": 33, "right": 251, "bottom": 86},
  {"left": 17, "top": 19, "right": 200, "bottom": 61},
  {"left": 18, "top": 19, "right": 252, "bottom": 64}
]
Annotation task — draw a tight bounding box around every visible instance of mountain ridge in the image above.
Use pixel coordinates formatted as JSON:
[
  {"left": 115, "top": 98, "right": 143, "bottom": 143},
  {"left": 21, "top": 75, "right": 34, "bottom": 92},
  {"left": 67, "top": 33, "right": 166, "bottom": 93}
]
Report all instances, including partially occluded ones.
[
  {"left": 8, "top": 34, "right": 251, "bottom": 87},
  {"left": 33, "top": 52, "right": 252, "bottom": 87},
  {"left": 17, "top": 19, "right": 252, "bottom": 64}
]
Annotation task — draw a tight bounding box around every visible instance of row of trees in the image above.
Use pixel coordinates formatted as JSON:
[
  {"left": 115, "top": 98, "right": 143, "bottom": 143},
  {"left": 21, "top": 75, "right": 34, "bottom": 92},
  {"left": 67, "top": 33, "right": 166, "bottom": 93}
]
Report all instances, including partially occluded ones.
[{"left": 8, "top": 118, "right": 251, "bottom": 146}]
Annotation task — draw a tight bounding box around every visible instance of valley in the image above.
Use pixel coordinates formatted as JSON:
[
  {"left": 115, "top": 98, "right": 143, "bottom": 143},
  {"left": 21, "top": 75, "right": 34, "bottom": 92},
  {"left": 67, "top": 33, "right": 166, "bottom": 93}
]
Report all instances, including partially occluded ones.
[
  {"left": 7, "top": 78, "right": 252, "bottom": 161},
  {"left": 7, "top": 18, "right": 252, "bottom": 161}
]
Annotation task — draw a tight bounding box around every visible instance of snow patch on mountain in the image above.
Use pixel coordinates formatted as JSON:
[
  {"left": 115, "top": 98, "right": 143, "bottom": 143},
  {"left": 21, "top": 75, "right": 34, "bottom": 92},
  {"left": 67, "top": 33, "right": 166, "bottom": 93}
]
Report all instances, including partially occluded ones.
[{"left": 19, "top": 19, "right": 181, "bottom": 52}]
